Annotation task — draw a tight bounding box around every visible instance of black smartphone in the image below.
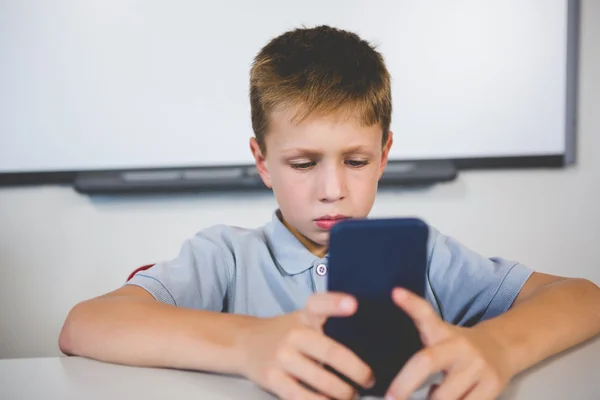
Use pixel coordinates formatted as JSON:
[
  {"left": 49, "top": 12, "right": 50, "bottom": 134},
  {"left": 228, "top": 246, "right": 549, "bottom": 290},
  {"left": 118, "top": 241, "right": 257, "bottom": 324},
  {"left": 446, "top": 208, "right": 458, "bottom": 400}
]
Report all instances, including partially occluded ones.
[{"left": 323, "top": 217, "right": 429, "bottom": 397}]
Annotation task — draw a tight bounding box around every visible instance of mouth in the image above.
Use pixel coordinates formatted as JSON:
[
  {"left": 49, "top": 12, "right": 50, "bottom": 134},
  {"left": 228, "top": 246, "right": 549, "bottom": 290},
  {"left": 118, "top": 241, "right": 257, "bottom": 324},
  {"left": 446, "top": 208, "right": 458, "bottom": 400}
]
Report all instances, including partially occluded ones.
[{"left": 314, "top": 215, "right": 351, "bottom": 230}]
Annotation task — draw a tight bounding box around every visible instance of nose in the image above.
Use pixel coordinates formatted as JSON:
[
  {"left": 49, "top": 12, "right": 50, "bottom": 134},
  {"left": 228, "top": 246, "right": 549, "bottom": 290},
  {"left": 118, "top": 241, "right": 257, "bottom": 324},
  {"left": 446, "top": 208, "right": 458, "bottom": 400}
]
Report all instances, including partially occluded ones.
[{"left": 318, "top": 162, "right": 346, "bottom": 203}]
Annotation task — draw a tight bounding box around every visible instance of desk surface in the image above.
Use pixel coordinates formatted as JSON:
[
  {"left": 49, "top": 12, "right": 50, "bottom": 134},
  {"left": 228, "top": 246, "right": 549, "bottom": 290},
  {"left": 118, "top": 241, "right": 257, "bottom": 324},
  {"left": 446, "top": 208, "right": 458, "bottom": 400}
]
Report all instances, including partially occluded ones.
[{"left": 1, "top": 335, "right": 598, "bottom": 400}]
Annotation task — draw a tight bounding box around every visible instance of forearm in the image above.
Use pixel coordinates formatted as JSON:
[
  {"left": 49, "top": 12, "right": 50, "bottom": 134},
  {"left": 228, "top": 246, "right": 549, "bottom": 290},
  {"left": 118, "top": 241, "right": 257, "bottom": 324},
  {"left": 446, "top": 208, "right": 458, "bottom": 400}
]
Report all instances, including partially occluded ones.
[
  {"left": 59, "top": 295, "right": 258, "bottom": 375},
  {"left": 474, "top": 278, "right": 600, "bottom": 377}
]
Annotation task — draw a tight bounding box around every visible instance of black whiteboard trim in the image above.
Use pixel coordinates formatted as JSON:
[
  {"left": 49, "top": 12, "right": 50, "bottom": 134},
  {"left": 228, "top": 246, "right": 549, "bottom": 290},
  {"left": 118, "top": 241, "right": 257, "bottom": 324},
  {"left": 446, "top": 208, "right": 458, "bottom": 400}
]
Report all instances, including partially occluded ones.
[
  {"left": 564, "top": 0, "right": 580, "bottom": 165},
  {"left": 0, "top": 155, "right": 565, "bottom": 192},
  {"left": 453, "top": 155, "right": 565, "bottom": 170}
]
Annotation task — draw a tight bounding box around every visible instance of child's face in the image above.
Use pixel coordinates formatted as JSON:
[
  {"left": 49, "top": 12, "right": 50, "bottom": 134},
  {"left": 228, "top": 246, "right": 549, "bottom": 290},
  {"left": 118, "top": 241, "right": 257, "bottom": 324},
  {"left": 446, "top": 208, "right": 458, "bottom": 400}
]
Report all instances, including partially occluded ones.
[{"left": 250, "top": 108, "right": 393, "bottom": 255}]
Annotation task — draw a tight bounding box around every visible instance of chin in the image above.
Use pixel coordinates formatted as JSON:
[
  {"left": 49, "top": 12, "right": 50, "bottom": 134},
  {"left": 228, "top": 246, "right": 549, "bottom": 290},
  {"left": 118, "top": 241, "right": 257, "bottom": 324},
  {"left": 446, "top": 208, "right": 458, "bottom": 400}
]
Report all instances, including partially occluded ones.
[{"left": 310, "top": 230, "right": 330, "bottom": 246}]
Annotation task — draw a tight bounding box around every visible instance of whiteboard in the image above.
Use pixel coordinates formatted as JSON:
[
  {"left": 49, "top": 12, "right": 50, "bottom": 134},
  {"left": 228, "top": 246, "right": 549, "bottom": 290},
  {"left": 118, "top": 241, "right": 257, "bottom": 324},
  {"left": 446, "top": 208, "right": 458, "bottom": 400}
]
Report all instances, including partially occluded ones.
[{"left": 0, "top": 0, "right": 575, "bottom": 174}]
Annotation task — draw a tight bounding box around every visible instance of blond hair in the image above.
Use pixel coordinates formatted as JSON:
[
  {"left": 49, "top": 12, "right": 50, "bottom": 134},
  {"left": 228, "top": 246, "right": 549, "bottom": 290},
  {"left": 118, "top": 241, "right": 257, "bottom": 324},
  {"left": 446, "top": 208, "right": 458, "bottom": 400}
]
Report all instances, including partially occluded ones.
[{"left": 250, "top": 25, "right": 392, "bottom": 154}]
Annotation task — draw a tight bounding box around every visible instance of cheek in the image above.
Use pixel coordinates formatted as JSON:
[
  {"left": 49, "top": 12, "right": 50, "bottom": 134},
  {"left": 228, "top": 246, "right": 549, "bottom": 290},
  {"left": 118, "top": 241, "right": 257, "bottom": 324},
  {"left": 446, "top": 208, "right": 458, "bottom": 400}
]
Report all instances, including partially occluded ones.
[
  {"left": 347, "top": 166, "right": 380, "bottom": 189},
  {"left": 346, "top": 169, "right": 379, "bottom": 203},
  {"left": 271, "top": 168, "right": 312, "bottom": 198}
]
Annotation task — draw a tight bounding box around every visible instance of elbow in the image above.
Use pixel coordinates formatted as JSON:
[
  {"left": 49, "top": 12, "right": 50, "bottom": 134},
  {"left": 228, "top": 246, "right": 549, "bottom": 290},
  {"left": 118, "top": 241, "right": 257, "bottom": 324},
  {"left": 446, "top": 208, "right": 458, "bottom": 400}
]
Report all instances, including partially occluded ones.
[
  {"left": 581, "top": 277, "right": 600, "bottom": 305},
  {"left": 572, "top": 278, "right": 600, "bottom": 295},
  {"left": 578, "top": 278, "right": 600, "bottom": 329},
  {"left": 58, "top": 324, "right": 73, "bottom": 356},
  {"left": 584, "top": 278, "right": 600, "bottom": 291},
  {"left": 58, "top": 302, "right": 85, "bottom": 356},
  {"left": 58, "top": 319, "right": 74, "bottom": 356},
  {"left": 567, "top": 278, "right": 600, "bottom": 320}
]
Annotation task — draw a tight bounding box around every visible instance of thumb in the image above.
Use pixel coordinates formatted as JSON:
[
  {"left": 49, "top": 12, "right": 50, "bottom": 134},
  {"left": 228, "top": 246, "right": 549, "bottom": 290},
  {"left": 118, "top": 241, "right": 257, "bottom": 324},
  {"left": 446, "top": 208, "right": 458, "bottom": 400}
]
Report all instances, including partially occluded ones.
[{"left": 300, "top": 292, "right": 357, "bottom": 329}]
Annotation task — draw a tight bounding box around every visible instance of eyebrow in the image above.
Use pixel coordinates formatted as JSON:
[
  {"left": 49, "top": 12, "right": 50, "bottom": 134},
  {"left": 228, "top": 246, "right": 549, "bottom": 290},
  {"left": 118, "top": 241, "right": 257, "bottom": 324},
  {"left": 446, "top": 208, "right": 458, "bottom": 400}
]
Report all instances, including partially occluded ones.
[
  {"left": 280, "top": 148, "right": 323, "bottom": 158},
  {"left": 280, "top": 145, "right": 375, "bottom": 158},
  {"left": 341, "top": 145, "right": 375, "bottom": 156}
]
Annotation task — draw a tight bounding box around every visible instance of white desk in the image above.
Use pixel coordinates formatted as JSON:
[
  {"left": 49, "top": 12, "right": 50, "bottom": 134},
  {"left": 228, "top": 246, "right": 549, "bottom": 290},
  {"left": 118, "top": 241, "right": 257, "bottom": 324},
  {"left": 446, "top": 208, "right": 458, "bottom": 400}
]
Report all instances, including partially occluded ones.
[{"left": 1, "top": 335, "right": 598, "bottom": 400}]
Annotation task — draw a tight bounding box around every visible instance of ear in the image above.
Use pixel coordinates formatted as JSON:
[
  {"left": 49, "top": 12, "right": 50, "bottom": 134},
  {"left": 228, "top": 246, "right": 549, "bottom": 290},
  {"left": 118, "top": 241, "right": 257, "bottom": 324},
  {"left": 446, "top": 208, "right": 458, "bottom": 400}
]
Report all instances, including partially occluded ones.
[
  {"left": 249, "top": 137, "right": 272, "bottom": 188},
  {"left": 378, "top": 131, "right": 394, "bottom": 180}
]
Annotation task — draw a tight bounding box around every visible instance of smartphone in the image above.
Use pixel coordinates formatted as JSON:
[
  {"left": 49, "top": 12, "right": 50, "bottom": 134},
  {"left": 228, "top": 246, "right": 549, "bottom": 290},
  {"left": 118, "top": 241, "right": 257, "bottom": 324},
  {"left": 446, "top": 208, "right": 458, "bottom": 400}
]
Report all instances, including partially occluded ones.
[{"left": 323, "top": 217, "right": 429, "bottom": 397}]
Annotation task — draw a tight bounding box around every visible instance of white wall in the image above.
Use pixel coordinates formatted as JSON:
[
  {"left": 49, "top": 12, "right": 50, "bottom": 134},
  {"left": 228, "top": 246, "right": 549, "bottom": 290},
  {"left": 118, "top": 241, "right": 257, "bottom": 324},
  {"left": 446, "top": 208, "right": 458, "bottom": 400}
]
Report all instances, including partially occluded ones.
[{"left": 1, "top": 1, "right": 599, "bottom": 360}]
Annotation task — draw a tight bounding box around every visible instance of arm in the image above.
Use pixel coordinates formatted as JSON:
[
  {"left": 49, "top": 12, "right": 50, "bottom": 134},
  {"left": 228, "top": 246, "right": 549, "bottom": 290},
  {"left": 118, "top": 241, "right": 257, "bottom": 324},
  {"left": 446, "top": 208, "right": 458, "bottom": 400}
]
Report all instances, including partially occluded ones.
[
  {"left": 59, "top": 284, "right": 256, "bottom": 375},
  {"left": 60, "top": 286, "right": 374, "bottom": 400},
  {"left": 476, "top": 273, "right": 600, "bottom": 377}
]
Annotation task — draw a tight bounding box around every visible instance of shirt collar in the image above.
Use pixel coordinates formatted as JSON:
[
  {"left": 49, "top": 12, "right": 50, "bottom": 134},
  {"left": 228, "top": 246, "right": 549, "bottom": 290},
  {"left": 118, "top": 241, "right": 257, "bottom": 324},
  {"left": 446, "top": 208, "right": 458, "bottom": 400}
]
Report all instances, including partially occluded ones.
[{"left": 265, "top": 210, "right": 326, "bottom": 276}]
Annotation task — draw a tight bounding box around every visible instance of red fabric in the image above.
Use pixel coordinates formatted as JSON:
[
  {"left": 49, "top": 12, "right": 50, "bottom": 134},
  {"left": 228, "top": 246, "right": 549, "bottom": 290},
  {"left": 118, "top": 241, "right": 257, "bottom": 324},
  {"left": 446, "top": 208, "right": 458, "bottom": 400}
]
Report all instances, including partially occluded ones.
[{"left": 126, "top": 264, "right": 155, "bottom": 282}]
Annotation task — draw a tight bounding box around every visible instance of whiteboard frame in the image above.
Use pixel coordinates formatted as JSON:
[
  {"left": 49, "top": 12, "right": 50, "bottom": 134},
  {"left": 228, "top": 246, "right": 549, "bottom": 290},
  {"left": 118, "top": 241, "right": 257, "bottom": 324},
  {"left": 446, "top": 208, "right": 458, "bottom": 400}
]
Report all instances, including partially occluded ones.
[{"left": 0, "top": 0, "right": 579, "bottom": 190}]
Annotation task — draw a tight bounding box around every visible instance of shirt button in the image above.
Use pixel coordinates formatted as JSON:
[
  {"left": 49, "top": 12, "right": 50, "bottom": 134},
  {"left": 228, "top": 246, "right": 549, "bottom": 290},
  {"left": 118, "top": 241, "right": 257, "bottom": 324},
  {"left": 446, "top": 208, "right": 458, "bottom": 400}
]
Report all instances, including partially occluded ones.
[{"left": 316, "top": 263, "right": 327, "bottom": 276}]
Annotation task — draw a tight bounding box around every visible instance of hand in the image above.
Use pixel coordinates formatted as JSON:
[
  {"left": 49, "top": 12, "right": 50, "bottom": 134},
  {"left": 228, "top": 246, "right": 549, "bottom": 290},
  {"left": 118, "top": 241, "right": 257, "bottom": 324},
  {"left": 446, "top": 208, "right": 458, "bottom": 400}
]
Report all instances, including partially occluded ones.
[
  {"left": 385, "top": 288, "right": 513, "bottom": 400},
  {"left": 238, "top": 292, "right": 375, "bottom": 400}
]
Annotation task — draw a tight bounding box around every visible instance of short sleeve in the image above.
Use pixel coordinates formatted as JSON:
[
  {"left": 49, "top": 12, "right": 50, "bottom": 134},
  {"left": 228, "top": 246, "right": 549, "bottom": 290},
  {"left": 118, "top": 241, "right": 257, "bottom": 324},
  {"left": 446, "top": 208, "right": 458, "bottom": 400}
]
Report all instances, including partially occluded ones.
[
  {"left": 125, "top": 228, "right": 233, "bottom": 312},
  {"left": 425, "top": 226, "right": 534, "bottom": 326}
]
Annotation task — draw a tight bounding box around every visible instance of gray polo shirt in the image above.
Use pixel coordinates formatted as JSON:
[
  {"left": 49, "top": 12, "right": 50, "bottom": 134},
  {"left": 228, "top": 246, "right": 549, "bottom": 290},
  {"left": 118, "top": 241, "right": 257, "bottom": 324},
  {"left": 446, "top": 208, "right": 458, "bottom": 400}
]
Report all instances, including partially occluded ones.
[{"left": 126, "top": 211, "right": 533, "bottom": 326}]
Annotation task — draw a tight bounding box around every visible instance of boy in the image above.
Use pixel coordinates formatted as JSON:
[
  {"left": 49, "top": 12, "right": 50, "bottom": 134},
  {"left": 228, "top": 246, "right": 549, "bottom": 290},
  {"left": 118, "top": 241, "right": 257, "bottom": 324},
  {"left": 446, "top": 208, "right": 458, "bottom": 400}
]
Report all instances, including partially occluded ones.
[{"left": 59, "top": 26, "right": 600, "bottom": 400}]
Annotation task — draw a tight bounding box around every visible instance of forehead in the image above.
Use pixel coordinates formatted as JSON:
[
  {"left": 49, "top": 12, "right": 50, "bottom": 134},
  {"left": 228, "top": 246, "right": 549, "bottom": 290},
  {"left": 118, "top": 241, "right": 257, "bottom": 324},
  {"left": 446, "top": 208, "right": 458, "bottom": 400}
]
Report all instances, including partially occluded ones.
[{"left": 266, "top": 107, "right": 382, "bottom": 149}]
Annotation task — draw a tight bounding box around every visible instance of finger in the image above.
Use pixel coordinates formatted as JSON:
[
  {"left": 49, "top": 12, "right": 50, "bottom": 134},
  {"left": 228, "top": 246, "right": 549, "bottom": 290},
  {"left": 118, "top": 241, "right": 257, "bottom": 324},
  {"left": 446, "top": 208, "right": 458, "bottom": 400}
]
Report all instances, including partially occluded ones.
[
  {"left": 301, "top": 292, "right": 357, "bottom": 329},
  {"left": 392, "top": 287, "right": 450, "bottom": 344},
  {"left": 290, "top": 329, "right": 374, "bottom": 389},
  {"left": 277, "top": 347, "right": 356, "bottom": 400},
  {"left": 426, "top": 366, "right": 480, "bottom": 400},
  {"left": 428, "top": 384, "right": 439, "bottom": 397},
  {"left": 263, "top": 368, "right": 328, "bottom": 400},
  {"left": 386, "top": 340, "right": 462, "bottom": 400}
]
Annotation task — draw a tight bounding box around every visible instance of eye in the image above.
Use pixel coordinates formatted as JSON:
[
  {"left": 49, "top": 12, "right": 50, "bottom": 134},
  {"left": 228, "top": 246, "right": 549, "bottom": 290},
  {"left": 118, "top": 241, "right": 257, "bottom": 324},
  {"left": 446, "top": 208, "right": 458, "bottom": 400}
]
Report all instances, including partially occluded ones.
[
  {"left": 290, "top": 161, "right": 317, "bottom": 170},
  {"left": 345, "top": 160, "right": 369, "bottom": 168}
]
